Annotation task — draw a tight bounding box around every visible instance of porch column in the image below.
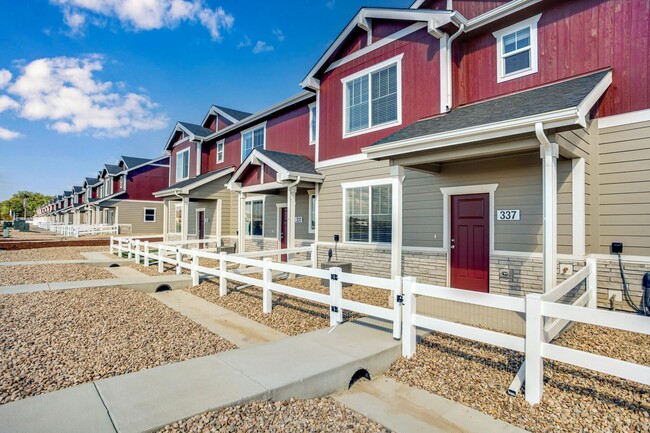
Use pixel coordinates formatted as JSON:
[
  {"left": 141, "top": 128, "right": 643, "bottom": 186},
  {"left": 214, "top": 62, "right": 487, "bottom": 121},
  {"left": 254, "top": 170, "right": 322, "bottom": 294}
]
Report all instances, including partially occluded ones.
[
  {"left": 391, "top": 165, "right": 405, "bottom": 278},
  {"left": 237, "top": 192, "right": 245, "bottom": 253},
  {"left": 572, "top": 158, "right": 586, "bottom": 257},
  {"left": 287, "top": 185, "right": 297, "bottom": 249},
  {"left": 181, "top": 196, "right": 189, "bottom": 242},
  {"left": 163, "top": 199, "right": 169, "bottom": 241},
  {"left": 537, "top": 124, "right": 559, "bottom": 292}
]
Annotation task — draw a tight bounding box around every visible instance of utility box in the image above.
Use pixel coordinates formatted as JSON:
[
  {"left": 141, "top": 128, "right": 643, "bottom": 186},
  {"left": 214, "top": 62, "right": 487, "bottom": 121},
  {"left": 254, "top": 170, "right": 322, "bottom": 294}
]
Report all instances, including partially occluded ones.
[{"left": 321, "top": 261, "right": 352, "bottom": 287}]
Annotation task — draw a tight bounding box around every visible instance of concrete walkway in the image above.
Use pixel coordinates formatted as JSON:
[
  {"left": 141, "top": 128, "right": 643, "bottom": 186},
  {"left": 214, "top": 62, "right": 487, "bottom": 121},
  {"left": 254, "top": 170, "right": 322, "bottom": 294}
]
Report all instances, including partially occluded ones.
[
  {"left": 0, "top": 318, "right": 400, "bottom": 433},
  {"left": 335, "top": 377, "right": 529, "bottom": 433},
  {"left": 0, "top": 258, "right": 133, "bottom": 267},
  {"left": 151, "top": 289, "right": 286, "bottom": 347}
]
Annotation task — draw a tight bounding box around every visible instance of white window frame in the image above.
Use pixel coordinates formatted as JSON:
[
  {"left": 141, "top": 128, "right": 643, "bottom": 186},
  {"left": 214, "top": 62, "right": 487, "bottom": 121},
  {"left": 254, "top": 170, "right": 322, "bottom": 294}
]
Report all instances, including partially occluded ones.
[
  {"left": 119, "top": 175, "right": 125, "bottom": 191},
  {"left": 341, "top": 54, "right": 403, "bottom": 139},
  {"left": 216, "top": 139, "right": 225, "bottom": 163},
  {"left": 143, "top": 207, "right": 156, "bottom": 223},
  {"left": 174, "top": 203, "right": 183, "bottom": 233},
  {"left": 176, "top": 148, "right": 190, "bottom": 182},
  {"left": 341, "top": 178, "right": 393, "bottom": 245},
  {"left": 240, "top": 122, "right": 267, "bottom": 162},
  {"left": 308, "top": 102, "right": 317, "bottom": 145},
  {"left": 308, "top": 190, "right": 316, "bottom": 234},
  {"left": 493, "top": 14, "right": 541, "bottom": 83},
  {"left": 244, "top": 196, "right": 265, "bottom": 238}
]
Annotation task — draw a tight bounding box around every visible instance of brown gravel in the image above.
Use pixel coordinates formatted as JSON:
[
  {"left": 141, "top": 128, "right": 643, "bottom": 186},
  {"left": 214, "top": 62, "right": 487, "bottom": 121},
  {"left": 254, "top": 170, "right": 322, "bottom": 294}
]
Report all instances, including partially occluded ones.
[
  {"left": 0, "top": 264, "right": 115, "bottom": 286},
  {"left": 0, "top": 287, "right": 236, "bottom": 404},
  {"left": 0, "top": 246, "right": 110, "bottom": 262},
  {"left": 387, "top": 323, "right": 650, "bottom": 433},
  {"left": 129, "top": 262, "right": 177, "bottom": 276},
  {"left": 157, "top": 397, "right": 389, "bottom": 433},
  {"left": 187, "top": 277, "right": 390, "bottom": 336}
]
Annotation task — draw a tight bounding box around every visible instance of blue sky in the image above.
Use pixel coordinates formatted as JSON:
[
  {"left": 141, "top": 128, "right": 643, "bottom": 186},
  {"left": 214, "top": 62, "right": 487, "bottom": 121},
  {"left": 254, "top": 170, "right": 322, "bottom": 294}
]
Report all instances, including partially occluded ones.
[{"left": 0, "top": 0, "right": 408, "bottom": 201}]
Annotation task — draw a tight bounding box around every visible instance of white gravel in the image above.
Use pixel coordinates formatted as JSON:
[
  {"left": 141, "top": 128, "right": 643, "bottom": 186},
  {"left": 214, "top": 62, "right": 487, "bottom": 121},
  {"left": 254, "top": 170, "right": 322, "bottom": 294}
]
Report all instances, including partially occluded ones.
[{"left": 0, "top": 287, "right": 236, "bottom": 404}]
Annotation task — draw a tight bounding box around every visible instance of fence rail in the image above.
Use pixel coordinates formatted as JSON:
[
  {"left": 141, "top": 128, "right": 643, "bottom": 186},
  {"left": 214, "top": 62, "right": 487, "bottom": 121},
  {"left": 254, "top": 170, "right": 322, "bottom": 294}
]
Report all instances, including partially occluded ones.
[
  {"left": 37, "top": 222, "right": 119, "bottom": 237},
  {"left": 110, "top": 237, "right": 649, "bottom": 405}
]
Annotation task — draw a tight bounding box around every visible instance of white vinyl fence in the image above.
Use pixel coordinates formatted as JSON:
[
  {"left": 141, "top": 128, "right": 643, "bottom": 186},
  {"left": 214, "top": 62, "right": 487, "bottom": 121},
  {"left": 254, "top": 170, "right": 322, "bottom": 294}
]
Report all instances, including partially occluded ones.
[
  {"left": 38, "top": 222, "right": 119, "bottom": 237},
  {"left": 111, "top": 237, "right": 650, "bottom": 405}
]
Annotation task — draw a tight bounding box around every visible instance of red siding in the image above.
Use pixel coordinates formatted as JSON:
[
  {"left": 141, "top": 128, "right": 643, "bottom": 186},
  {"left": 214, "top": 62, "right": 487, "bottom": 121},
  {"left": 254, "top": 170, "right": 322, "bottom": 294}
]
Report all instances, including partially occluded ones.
[
  {"left": 169, "top": 140, "right": 198, "bottom": 184},
  {"left": 319, "top": 27, "right": 441, "bottom": 161},
  {"left": 122, "top": 164, "right": 170, "bottom": 201},
  {"left": 239, "top": 165, "right": 277, "bottom": 187},
  {"left": 217, "top": 115, "right": 233, "bottom": 131},
  {"left": 372, "top": 20, "right": 413, "bottom": 42},
  {"left": 454, "top": 0, "right": 650, "bottom": 117}
]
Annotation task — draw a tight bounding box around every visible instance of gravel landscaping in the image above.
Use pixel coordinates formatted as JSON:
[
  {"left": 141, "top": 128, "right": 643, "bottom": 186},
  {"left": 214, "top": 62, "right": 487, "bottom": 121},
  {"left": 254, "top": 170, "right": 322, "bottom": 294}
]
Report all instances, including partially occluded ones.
[
  {"left": 187, "top": 276, "right": 390, "bottom": 336},
  {"left": 387, "top": 323, "right": 650, "bottom": 433},
  {"left": 0, "top": 264, "right": 115, "bottom": 286},
  {"left": 0, "top": 287, "right": 236, "bottom": 404},
  {"left": 157, "top": 397, "right": 389, "bottom": 433},
  {"left": 0, "top": 246, "right": 110, "bottom": 262}
]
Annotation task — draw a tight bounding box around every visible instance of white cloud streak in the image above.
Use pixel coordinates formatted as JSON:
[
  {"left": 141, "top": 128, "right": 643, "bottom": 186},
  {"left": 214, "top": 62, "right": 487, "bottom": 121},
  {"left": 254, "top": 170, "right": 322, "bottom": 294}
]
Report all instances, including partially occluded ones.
[
  {"left": 0, "top": 70, "right": 11, "bottom": 89},
  {"left": 1, "top": 55, "right": 168, "bottom": 138},
  {"left": 50, "top": 0, "right": 234, "bottom": 40},
  {"left": 0, "top": 127, "right": 22, "bottom": 141},
  {"left": 252, "top": 40, "right": 274, "bottom": 54},
  {"left": 272, "top": 29, "right": 285, "bottom": 42}
]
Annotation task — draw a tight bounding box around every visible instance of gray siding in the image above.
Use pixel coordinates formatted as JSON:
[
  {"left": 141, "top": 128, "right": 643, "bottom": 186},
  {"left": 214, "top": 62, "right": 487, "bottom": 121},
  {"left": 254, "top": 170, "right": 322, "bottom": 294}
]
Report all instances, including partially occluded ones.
[{"left": 115, "top": 200, "right": 164, "bottom": 234}]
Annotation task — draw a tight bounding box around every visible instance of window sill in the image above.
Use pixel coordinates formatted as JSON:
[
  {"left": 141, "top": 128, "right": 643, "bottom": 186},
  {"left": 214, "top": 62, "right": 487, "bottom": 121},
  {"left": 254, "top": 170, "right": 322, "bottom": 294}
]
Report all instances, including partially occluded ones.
[
  {"left": 497, "top": 67, "right": 537, "bottom": 83},
  {"left": 343, "top": 119, "right": 401, "bottom": 140}
]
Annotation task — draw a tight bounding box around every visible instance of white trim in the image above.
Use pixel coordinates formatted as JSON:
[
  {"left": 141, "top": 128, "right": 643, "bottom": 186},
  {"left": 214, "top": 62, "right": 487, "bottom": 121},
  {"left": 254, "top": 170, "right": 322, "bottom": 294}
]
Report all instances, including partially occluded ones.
[
  {"left": 308, "top": 191, "right": 316, "bottom": 234},
  {"left": 325, "top": 23, "right": 426, "bottom": 74},
  {"left": 276, "top": 203, "right": 287, "bottom": 248},
  {"left": 341, "top": 178, "right": 393, "bottom": 189},
  {"left": 315, "top": 90, "right": 321, "bottom": 163},
  {"left": 143, "top": 207, "right": 156, "bottom": 223},
  {"left": 439, "top": 34, "right": 449, "bottom": 112},
  {"left": 243, "top": 196, "right": 265, "bottom": 238},
  {"left": 315, "top": 153, "right": 368, "bottom": 169},
  {"left": 240, "top": 122, "right": 267, "bottom": 162},
  {"left": 196, "top": 142, "right": 202, "bottom": 176},
  {"left": 341, "top": 178, "right": 394, "bottom": 244},
  {"left": 440, "top": 184, "right": 498, "bottom": 288},
  {"left": 174, "top": 203, "right": 183, "bottom": 234},
  {"left": 597, "top": 108, "right": 650, "bottom": 129},
  {"left": 341, "top": 54, "right": 404, "bottom": 139},
  {"left": 308, "top": 102, "right": 317, "bottom": 145},
  {"left": 216, "top": 139, "right": 225, "bottom": 163},
  {"left": 493, "top": 14, "right": 541, "bottom": 83},
  {"left": 195, "top": 208, "right": 206, "bottom": 239},
  {"left": 175, "top": 148, "right": 191, "bottom": 182},
  {"left": 576, "top": 71, "right": 612, "bottom": 127},
  {"left": 587, "top": 254, "right": 650, "bottom": 264}
]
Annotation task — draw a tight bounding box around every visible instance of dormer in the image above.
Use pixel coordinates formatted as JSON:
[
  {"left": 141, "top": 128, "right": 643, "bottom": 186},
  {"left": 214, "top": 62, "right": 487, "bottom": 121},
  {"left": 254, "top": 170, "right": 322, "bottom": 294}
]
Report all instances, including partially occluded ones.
[{"left": 201, "top": 105, "right": 252, "bottom": 132}]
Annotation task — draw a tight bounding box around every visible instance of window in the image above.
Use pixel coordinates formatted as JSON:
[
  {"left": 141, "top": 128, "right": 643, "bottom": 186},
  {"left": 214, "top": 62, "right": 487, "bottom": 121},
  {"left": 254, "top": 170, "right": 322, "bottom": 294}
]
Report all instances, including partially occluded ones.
[
  {"left": 244, "top": 199, "right": 263, "bottom": 236},
  {"left": 309, "top": 103, "right": 317, "bottom": 144},
  {"left": 216, "top": 139, "right": 225, "bottom": 163},
  {"left": 493, "top": 14, "right": 541, "bottom": 83},
  {"left": 344, "top": 184, "right": 392, "bottom": 243},
  {"left": 144, "top": 208, "right": 156, "bottom": 222},
  {"left": 241, "top": 124, "right": 265, "bottom": 161},
  {"left": 175, "top": 204, "right": 182, "bottom": 233},
  {"left": 308, "top": 192, "right": 316, "bottom": 234},
  {"left": 176, "top": 149, "right": 190, "bottom": 181},
  {"left": 342, "top": 54, "right": 402, "bottom": 137},
  {"left": 119, "top": 175, "right": 125, "bottom": 191}
]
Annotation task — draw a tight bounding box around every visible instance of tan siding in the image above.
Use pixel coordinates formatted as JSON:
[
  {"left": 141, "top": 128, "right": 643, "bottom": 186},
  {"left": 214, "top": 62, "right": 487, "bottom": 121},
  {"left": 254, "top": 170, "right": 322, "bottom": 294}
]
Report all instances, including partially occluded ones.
[
  {"left": 115, "top": 201, "right": 164, "bottom": 234},
  {"left": 595, "top": 119, "right": 650, "bottom": 255},
  {"left": 295, "top": 190, "right": 315, "bottom": 240}
]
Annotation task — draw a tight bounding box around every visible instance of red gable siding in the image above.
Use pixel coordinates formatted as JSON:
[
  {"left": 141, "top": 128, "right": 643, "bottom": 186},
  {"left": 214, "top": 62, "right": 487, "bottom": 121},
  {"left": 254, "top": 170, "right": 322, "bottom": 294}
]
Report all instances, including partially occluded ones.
[
  {"left": 122, "top": 164, "right": 169, "bottom": 201},
  {"left": 240, "top": 165, "right": 278, "bottom": 187},
  {"left": 454, "top": 0, "right": 650, "bottom": 117},
  {"left": 319, "top": 27, "right": 442, "bottom": 161}
]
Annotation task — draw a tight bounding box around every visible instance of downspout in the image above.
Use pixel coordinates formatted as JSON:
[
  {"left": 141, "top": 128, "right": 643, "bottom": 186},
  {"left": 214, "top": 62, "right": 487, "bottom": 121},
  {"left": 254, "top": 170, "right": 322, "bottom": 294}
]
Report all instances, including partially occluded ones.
[{"left": 446, "top": 22, "right": 465, "bottom": 112}]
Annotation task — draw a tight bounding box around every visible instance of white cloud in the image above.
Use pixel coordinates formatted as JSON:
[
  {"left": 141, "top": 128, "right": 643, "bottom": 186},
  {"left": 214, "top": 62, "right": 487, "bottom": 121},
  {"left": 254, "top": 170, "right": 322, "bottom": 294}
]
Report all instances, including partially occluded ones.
[
  {"left": 326, "top": 1, "right": 335, "bottom": 9},
  {"left": 272, "top": 29, "right": 285, "bottom": 42},
  {"left": 63, "top": 7, "right": 86, "bottom": 35},
  {"left": 0, "top": 95, "right": 19, "bottom": 113},
  {"left": 237, "top": 35, "right": 251, "bottom": 49},
  {"left": 50, "top": 0, "right": 234, "bottom": 40},
  {"left": 4, "top": 55, "right": 168, "bottom": 137},
  {"left": 0, "top": 127, "right": 22, "bottom": 141},
  {"left": 252, "top": 40, "right": 274, "bottom": 54},
  {"left": 0, "top": 69, "right": 11, "bottom": 89}
]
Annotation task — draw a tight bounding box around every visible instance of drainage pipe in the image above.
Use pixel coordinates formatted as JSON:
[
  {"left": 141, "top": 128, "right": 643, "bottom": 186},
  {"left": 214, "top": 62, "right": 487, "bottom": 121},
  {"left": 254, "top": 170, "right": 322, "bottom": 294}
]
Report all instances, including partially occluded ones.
[
  {"left": 508, "top": 361, "right": 526, "bottom": 396},
  {"left": 446, "top": 22, "right": 465, "bottom": 112}
]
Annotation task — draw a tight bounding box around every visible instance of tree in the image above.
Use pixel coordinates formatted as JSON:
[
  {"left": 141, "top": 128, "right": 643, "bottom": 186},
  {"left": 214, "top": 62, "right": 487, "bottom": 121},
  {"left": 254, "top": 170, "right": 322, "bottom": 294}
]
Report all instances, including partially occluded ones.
[{"left": 0, "top": 191, "right": 54, "bottom": 219}]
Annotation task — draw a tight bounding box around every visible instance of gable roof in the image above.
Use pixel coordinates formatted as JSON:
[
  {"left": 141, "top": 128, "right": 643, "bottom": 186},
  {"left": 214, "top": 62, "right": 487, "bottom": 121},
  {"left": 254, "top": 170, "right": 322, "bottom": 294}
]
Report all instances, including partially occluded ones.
[
  {"left": 63, "top": 191, "right": 72, "bottom": 197},
  {"left": 300, "top": 7, "right": 453, "bottom": 89},
  {"left": 365, "top": 70, "right": 612, "bottom": 157},
  {"left": 104, "top": 164, "right": 121, "bottom": 176},
  {"left": 256, "top": 149, "right": 320, "bottom": 176},
  {"left": 72, "top": 186, "right": 83, "bottom": 193},
  {"left": 85, "top": 177, "right": 100, "bottom": 187},
  {"left": 213, "top": 106, "right": 252, "bottom": 122},
  {"left": 120, "top": 156, "right": 151, "bottom": 169},
  {"left": 153, "top": 166, "right": 235, "bottom": 197},
  {"left": 178, "top": 122, "right": 213, "bottom": 138}
]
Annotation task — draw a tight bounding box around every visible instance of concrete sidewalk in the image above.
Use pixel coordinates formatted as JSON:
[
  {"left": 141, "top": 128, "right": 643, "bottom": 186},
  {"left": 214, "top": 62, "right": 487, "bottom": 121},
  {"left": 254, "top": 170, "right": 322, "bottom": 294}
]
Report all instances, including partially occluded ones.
[
  {"left": 0, "top": 258, "right": 133, "bottom": 267},
  {"left": 0, "top": 318, "right": 400, "bottom": 433}
]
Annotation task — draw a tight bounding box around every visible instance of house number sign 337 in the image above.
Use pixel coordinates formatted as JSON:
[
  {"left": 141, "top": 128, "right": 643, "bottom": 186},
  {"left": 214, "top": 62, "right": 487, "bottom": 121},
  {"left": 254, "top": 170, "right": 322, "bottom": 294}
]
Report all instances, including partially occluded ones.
[{"left": 497, "top": 210, "right": 520, "bottom": 221}]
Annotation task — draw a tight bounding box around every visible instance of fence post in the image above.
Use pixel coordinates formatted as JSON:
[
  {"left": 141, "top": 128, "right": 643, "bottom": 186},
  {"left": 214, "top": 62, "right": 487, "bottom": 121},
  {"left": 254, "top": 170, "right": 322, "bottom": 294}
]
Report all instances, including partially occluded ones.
[
  {"left": 110, "top": 236, "right": 114, "bottom": 255},
  {"left": 586, "top": 258, "right": 598, "bottom": 308},
  {"left": 262, "top": 257, "right": 273, "bottom": 313},
  {"left": 144, "top": 241, "right": 150, "bottom": 267},
  {"left": 311, "top": 243, "right": 318, "bottom": 269},
  {"left": 158, "top": 247, "right": 164, "bottom": 274},
  {"left": 219, "top": 252, "right": 228, "bottom": 296},
  {"left": 175, "top": 248, "right": 181, "bottom": 275},
  {"left": 117, "top": 238, "right": 123, "bottom": 257},
  {"left": 127, "top": 239, "right": 133, "bottom": 259},
  {"left": 329, "top": 267, "right": 343, "bottom": 326},
  {"left": 393, "top": 276, "right": 403, "bottom": 340},
  {"left": 191, "top": 249, "right": 199, "bottom": 286},
  {"left": 135, "top": 240, "right": 141, "bottom": 264},
  {"left": 525, "top": 293, "right": 544, "bottom": 405},
  {"left": 402, "top": 277, "right": 417, "bottom": 358}
]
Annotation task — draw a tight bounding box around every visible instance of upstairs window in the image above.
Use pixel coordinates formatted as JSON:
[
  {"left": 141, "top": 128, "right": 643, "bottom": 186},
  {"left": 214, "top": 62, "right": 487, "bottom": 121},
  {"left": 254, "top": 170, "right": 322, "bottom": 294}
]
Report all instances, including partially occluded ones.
[
  {"left": 176, "top": 148, "right": 190, "bottom": 181},
  {"left": 119, "top": 175, "right": 125, "bottom": 191},
  {"left": 309, "top": 103, "right": 317, "bottom": 144},
  {"left": 493, "top": 14, "right": 541, "bottom": 83},
  {"left": 216, "top": 139, "right": 225, "bottom": 163},
  {"left": 342, "top": 54, "right": 403, "bottom": 138},
  {"left": 241, "top": 124, "right": 265, "bottom": 161}
]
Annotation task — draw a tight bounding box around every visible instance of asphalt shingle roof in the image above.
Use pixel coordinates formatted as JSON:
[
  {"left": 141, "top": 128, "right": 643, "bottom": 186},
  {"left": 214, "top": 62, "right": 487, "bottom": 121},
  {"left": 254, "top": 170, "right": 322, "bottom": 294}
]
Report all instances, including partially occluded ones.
[
  {"left": 157, "top": 167, "right": 234, "bottom": 193},
  {"left": 85, "top": 177, "right": 99, "bottom": 186},
  {"left": 179, "top": 122, "right": 213, "bottom": 138},
  {"left": 214, "top": 105, "right": 253, "bottom": 122},
  {"left": 104, "top": 164, "right": 121, "bottom": 175},
  {"left": 72, "top": 186, "right": 83, "bottom": 193},
  {"left": 121, "top": 156, "right": 152, "bottom": 169},
  {"left": 257, "top": 149, "right": 319, "bottom": 175},
  {"left": 63, "top": 191, "right": 72, "bottom": 197},
  {"left": 373, "top": 70, "right": 610, "bottom": 147}
]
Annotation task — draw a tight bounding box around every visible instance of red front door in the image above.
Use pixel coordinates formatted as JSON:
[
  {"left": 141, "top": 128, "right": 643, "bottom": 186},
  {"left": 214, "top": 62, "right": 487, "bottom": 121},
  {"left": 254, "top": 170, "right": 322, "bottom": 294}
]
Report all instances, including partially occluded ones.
[
  {"left": 450, "top": 194, "right": 489, "bottom": 292},
  {"left": 197, "top": 211, "right": 205, "bottom": 249},
  {"left": 280, "top": 207, "right": 288, "bottom": 262}
]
